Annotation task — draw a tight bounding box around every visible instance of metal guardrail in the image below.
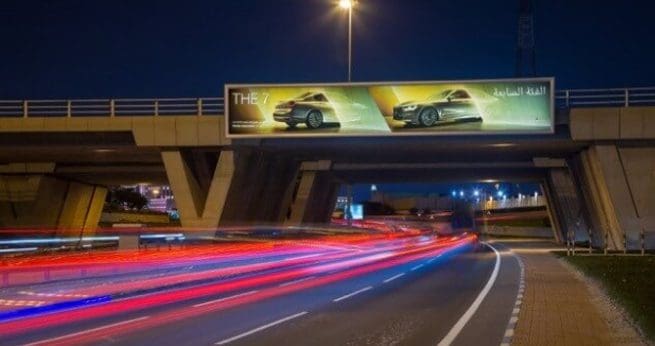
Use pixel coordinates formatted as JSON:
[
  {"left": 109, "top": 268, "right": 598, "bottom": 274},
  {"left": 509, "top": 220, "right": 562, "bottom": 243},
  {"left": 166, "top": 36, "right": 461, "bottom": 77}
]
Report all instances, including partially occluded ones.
[
  {"left": 555, "top": 87, "right": 655, "bottom": 107},
  {"left": 0, "top": 97, "right": 224, "bottom": 117},
  {"left": 1, "top": 87, "right": 654, "bottom": 118}
]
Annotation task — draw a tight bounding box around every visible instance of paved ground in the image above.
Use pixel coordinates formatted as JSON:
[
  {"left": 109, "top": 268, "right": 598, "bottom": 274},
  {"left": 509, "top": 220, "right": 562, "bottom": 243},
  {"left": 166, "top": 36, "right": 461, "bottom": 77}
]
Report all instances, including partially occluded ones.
[{"left": 492, "top": 239, "right": 615, "bottom": 346}]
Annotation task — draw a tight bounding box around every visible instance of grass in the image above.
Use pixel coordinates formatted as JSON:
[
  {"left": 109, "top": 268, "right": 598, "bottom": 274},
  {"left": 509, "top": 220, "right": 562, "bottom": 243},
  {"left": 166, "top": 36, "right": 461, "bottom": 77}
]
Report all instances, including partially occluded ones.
[{"left": 560, "top": 254, "right": 655, "bottom": 341}]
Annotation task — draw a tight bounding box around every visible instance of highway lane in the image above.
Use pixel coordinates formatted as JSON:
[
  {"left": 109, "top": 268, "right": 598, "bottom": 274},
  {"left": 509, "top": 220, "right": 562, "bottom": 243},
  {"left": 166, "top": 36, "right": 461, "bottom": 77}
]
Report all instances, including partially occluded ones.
[
  {"left": 0, "top": 235, "right": 442, "bottom": 312},
  {"left": 2, "top": 237, "right": 522, "bottom": 346}
]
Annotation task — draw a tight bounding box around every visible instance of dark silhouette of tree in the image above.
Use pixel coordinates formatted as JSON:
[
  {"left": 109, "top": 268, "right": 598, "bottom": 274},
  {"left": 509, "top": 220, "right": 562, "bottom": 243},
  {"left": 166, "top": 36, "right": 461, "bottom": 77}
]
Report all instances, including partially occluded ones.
[{"left": 106, "top": 187, "right": 148, "bottom": 211}]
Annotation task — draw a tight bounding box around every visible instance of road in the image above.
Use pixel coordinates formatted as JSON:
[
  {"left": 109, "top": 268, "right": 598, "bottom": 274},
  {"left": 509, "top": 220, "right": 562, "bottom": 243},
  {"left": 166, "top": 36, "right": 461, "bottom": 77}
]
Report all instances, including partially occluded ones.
[{"left": 0, "top": 233, "right": 522, "bottom": 346}]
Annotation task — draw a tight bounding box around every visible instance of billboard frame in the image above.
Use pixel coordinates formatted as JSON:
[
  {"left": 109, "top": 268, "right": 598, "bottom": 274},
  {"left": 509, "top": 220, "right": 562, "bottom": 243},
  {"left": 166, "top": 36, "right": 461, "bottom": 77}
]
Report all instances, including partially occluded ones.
[{"left": 224, "top": 77, "right": 555, "bottom": 138}]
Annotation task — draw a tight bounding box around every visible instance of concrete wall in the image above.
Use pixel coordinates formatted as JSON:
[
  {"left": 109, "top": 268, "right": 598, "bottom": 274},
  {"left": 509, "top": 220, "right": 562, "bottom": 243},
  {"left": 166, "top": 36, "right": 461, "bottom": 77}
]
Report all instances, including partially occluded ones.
[
  {"left": 0, "top": 116, "right": 229, "bottom": 146},
  {"left": 570, "top": 107, "right": 655, "bottom": 140}
]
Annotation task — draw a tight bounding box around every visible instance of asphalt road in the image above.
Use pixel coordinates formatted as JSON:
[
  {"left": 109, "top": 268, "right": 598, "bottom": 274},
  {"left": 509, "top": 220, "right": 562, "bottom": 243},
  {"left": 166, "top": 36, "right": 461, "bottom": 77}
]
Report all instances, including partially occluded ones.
[{"left": 1, "top": 239, "right": 521, "bottom": 346}]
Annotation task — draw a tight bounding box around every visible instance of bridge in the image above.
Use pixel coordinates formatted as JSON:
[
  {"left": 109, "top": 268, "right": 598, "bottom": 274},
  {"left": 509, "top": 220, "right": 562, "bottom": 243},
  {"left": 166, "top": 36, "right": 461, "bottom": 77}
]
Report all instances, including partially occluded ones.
[{"left": 2, "top": 87, "right": 655, "bottom": 250}]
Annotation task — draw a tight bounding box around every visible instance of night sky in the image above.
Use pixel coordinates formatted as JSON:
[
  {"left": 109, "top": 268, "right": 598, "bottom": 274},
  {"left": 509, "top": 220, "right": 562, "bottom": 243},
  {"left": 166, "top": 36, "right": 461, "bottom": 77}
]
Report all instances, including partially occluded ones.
[
  {"left": 1, "top": 0, "right": 654, "bottom": 99},
  {"left": 2, "top": 0, "right": 653, "bottom": 200}
]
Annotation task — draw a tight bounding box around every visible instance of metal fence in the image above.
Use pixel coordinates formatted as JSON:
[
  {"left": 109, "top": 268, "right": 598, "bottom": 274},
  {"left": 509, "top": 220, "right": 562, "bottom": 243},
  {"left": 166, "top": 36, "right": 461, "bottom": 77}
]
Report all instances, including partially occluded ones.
[
  {"left": 0, "top": 97, "right": 224, "bottom": 117},
  {"left": 555, "top": 87, "right": 655, "bottom": 107},
  {"left": 1, "top": 87, "right": 655, "bottom": 118}
]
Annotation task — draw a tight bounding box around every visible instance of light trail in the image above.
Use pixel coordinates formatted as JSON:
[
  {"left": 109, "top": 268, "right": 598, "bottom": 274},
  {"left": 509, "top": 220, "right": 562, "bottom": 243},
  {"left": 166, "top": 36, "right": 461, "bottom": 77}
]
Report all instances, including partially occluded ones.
[{"left": 0, "top": 232, "right": 477, "bottom": 344}]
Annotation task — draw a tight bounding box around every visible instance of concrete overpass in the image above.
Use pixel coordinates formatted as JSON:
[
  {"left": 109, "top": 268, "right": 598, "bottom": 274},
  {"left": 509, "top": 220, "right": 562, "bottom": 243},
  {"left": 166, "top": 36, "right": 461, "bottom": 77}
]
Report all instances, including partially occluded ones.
[{"left": 1, "top": 88, "right": 655, "bottom": 250}]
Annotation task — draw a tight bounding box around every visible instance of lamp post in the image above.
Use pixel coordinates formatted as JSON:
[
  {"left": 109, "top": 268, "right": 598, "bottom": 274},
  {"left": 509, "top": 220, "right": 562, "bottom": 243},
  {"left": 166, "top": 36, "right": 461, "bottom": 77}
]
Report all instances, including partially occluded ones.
[{"left": 338, "top": 0, "right": 354, "bottom": 81}]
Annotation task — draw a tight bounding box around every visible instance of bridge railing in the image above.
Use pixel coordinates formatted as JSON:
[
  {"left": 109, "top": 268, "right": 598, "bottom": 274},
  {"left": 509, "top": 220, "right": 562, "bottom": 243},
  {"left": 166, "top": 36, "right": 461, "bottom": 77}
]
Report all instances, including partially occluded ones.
[
  {"left": 2, "top": 87, "right": 655, "bottom": 118},
  {"left": 0, "top": 97, "right": 224, "bottom": 117},
  {"left": 555, "top": 87, "right": 655, "bottom": 107}
]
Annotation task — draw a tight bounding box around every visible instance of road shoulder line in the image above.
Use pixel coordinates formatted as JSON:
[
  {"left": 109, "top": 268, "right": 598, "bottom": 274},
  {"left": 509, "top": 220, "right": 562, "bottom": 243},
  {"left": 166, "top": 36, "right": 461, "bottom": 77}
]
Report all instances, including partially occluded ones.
[{"left": 437, "top": 241, "right": 501, "bottom": 346}]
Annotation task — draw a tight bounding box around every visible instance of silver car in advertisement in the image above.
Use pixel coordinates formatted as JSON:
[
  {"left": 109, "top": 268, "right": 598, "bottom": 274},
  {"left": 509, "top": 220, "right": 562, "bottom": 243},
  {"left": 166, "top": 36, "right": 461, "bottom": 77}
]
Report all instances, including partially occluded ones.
[
  {"left": 273, "top": 92, "right": 340, "bottom": 129},
  {"left": 393, "top": 89, "right": 482, "bottom": 126}
]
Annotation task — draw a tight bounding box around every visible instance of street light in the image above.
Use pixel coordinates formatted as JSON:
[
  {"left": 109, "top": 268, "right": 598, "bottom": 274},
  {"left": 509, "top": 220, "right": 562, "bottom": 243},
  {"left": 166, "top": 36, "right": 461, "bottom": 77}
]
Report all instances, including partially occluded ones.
[{"left": 338, "top": 0, "right": 355, "bottom": 81}]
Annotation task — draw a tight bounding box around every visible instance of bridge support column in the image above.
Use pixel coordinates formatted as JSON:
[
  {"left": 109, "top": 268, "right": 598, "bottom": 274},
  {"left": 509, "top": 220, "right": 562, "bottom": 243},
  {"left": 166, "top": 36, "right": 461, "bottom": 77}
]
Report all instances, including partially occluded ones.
[
  {"left": 161, "top": 150, "right": 234, "bottom": 230},
  {"left": 0, "top": 175, "right": 106, "bottom": 235},
  {"left": 285, "top": 161, "right": 337, "bottom": 226},
  {"left": 569, "top": 145, "right": 655, "bottom": 250},
  {"left": 163, "top": 149, "right": 302, "bottom": 229},
  {"left": 219, "top": 151, "right": 300, "bottom": 226},
  {"left": 543, "top": 168, "right": 590, "bottom": 245}
]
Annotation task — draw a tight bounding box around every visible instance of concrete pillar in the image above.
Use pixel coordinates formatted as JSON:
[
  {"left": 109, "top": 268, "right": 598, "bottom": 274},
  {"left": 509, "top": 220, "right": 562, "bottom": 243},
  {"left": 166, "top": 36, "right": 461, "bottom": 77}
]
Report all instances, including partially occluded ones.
[
  {"left": 544, "top": 168, "right": 591, "bottom": 245},
  {"left": 286, "top": 171, "right": 316, "bottom": 225},
  {"left": 57, "top": 183, "right": 107, "bottom": 237},
  {"left": 285, "top": 161, "right": 336, "bottom": 226},
  {"left": 218, "top": 151, "right": 301, "bottom": 226},
  {"left": 568, "top": 145, "right": 650, "bottom": 250},
  {"left": 0, "top": 175, "right": 106, "bottom": 235},
  {"left": 163, "top": 149, "right": 301, "bottom": 228},
  {"left": 540, "top": 181, "right": 563, "bottom": 243},
  {"left": 300, "top": 172, "right": 339, "bottom": 224},
  {"left": 162, "top": 150, "right": 234, "bottom": 229}
]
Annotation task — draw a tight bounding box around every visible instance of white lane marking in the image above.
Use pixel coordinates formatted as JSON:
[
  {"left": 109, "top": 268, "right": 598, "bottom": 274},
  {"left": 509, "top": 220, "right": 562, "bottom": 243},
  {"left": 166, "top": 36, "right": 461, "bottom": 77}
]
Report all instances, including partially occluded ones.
[
  {"left": 437, "top": 242, "right": 501, "bottom": 346},
  {"left": 332, "top": 286, "right": 373, "bottom": 302},
  {"left": 278, "top": 276, "right": 316, "bottom": 287},
  {"left": 282, "top": 253, "right": 322, "bottom": 261},
  {"left": 25, "top": 316, "right": 150, "bottom": 346},
  {"left": 410, "top": 264, "right": 424, "bottom": 271},
  {"left": 501, "top": 247, "right": 526, "bottom": 346},
  {"left": 193, "top": 290, "right": 259, "bottom": 308},
  {"left": 427, "top": 254, "right": 442, "bottom": 263},
  {"left": 215, "top": 311, "right": 308, "bottom": 345},
  {"left": 383, "top": 273, "right": 405, "bottom": 283}
]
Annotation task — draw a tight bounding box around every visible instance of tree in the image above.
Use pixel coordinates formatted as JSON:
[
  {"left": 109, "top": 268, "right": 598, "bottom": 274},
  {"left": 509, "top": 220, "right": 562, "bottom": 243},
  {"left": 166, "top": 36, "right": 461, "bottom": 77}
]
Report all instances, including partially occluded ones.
[{"left": 106, "top": 187, "right": 148, "bottom": 211}]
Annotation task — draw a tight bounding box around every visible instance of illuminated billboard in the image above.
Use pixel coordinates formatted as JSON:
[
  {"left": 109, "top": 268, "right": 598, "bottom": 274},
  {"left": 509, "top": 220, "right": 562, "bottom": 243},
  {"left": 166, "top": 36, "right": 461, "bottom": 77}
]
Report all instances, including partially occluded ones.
[{"left": 225, "top": 78, "right": 553, "bottom": 138}]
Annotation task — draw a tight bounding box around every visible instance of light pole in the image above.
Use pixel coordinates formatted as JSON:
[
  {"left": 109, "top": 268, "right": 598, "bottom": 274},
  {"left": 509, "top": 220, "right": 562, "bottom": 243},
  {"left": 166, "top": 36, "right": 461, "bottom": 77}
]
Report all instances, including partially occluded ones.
[{"left": 338, "top": 0, "right": 354, "bottom": 81}]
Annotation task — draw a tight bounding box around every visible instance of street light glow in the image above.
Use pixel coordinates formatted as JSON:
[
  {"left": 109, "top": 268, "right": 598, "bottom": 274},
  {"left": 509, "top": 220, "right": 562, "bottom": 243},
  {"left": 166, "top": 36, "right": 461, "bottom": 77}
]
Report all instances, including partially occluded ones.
[{"left": 338, "top": 0, "right": 353, "bottom": 9}]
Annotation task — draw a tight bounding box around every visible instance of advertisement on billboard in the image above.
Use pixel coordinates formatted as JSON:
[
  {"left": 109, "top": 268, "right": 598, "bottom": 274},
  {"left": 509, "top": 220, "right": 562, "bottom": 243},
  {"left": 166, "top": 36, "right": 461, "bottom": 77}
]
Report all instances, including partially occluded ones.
[{"left": 226, "top": 78, "right": 553, "bottom": 138}]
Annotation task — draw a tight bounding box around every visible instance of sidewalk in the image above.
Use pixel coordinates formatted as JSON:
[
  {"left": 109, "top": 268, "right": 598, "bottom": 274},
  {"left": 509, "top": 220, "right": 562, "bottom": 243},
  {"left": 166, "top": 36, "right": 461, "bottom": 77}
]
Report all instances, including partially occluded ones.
[{"left": 493, "top": 239, "right": 635, "bottom": 346}]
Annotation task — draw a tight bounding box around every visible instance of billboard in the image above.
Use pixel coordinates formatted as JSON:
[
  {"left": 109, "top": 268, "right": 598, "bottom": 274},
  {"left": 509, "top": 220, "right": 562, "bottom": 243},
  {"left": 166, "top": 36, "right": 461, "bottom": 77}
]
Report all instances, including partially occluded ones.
[{"left": 226, "top": 78, "right": 553, "bottom": 138}]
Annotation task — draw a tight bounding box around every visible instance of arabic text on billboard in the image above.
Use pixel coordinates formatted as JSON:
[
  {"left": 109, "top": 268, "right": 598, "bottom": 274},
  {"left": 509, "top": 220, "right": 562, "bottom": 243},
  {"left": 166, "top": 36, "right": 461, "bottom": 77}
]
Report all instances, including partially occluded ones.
[{"left": 226, "top": 78, "right": 553, "bottom": 137}]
